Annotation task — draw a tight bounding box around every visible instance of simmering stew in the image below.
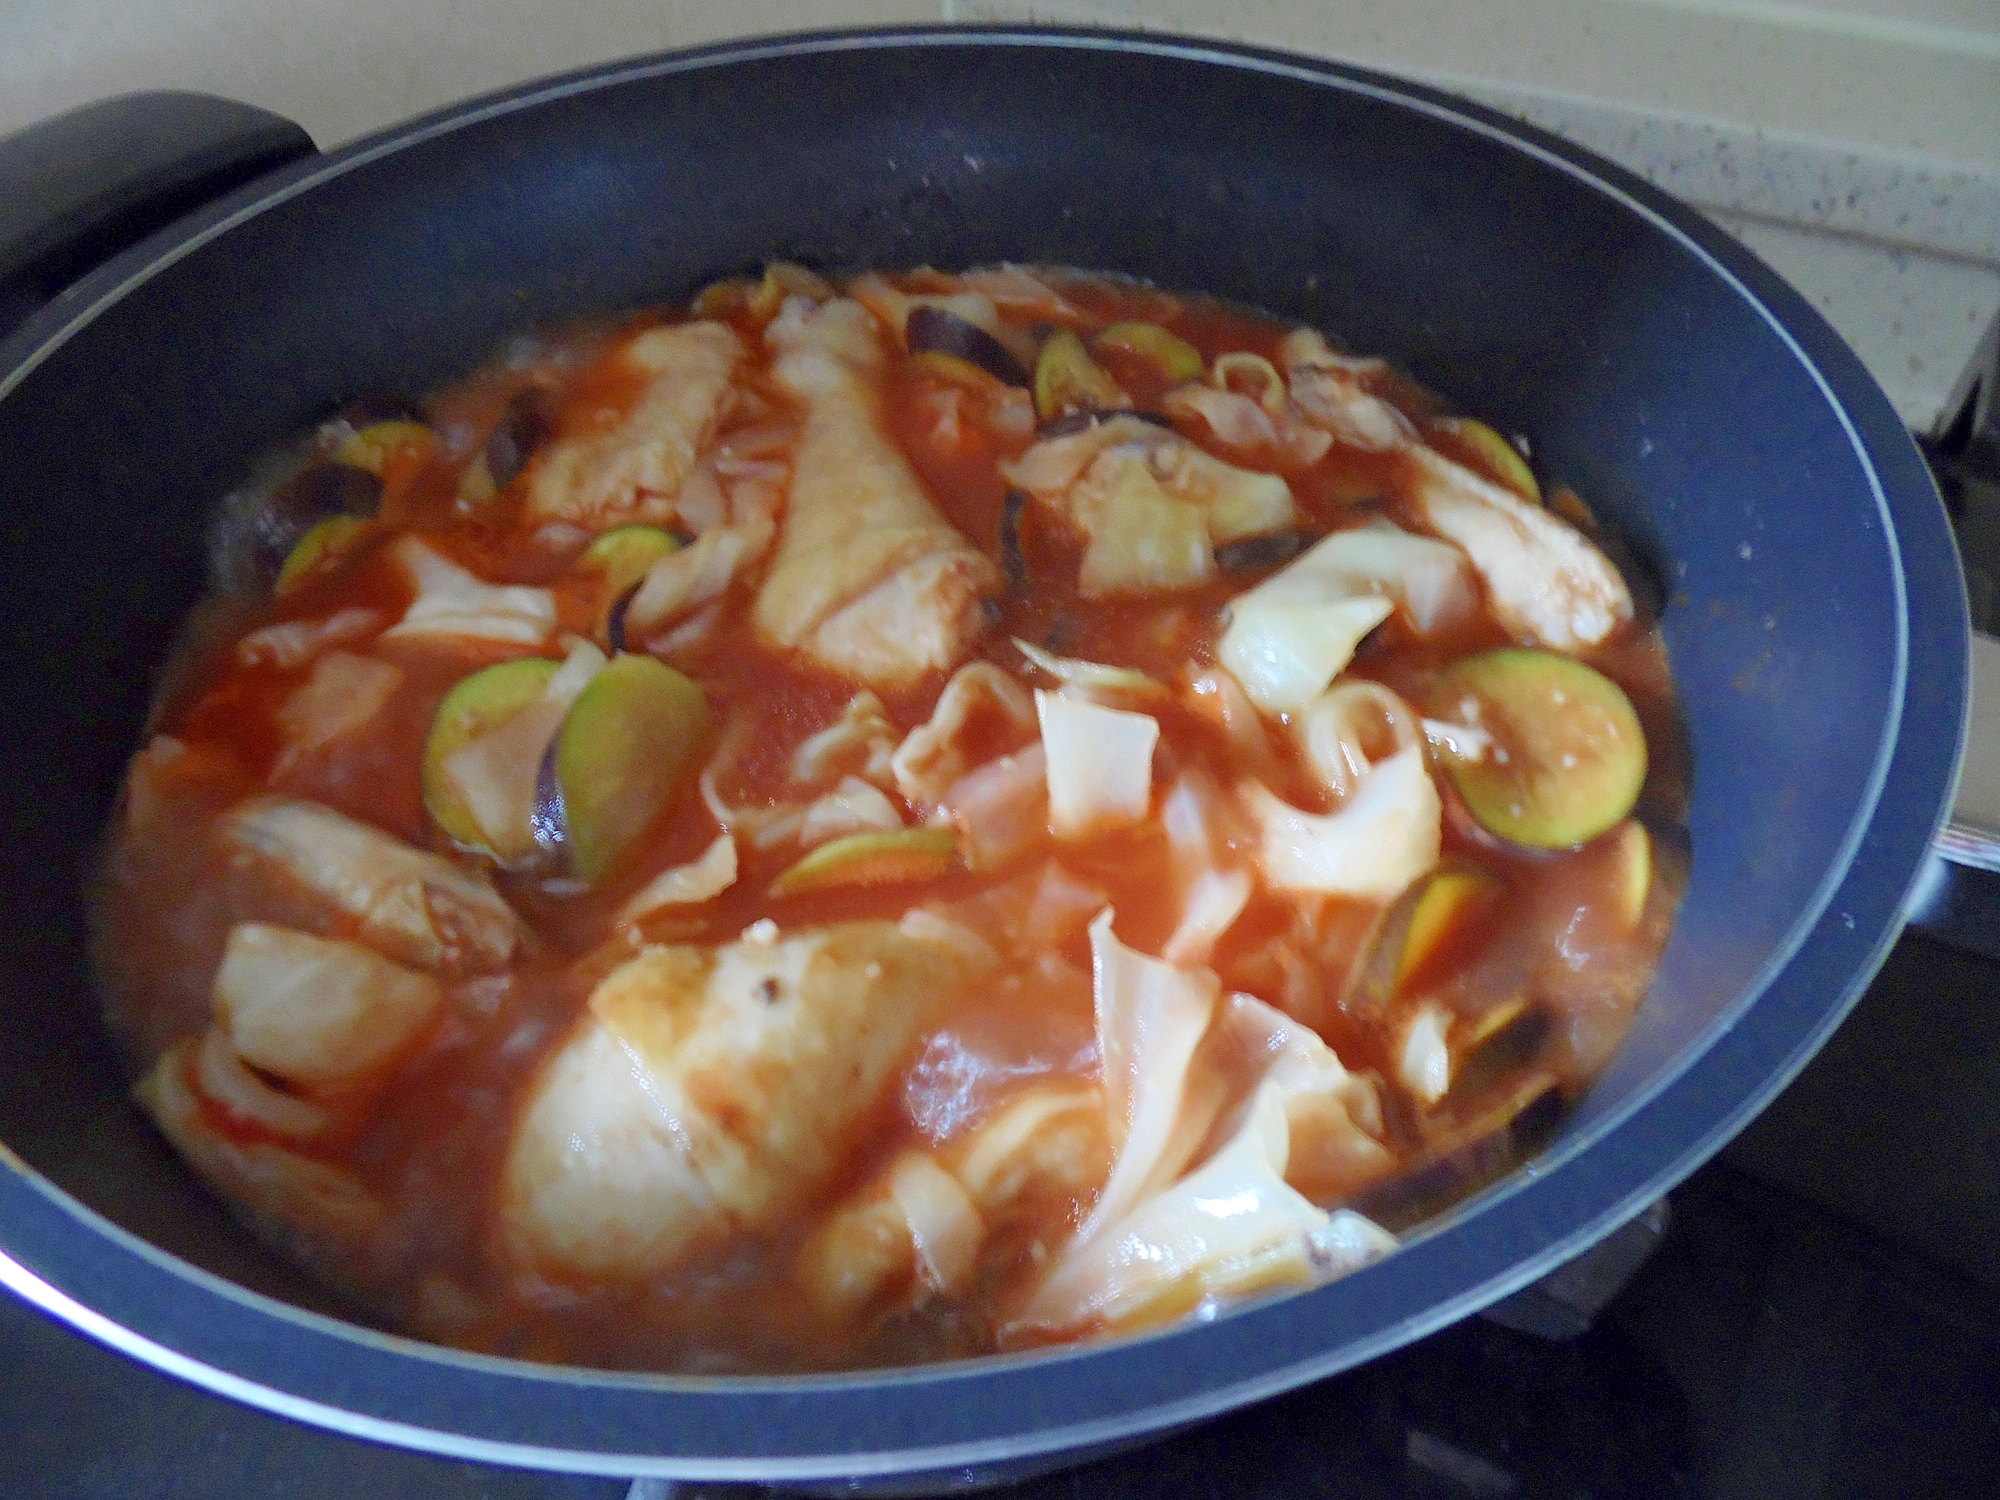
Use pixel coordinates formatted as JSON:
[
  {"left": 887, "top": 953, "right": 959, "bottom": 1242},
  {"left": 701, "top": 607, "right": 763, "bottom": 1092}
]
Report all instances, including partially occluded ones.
[{"left": 93, "top": 265, "right": 1684, "bottom": 1372}]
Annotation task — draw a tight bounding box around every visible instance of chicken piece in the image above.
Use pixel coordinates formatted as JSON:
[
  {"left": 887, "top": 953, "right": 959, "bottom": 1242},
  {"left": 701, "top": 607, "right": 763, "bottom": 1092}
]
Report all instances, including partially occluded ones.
[
  {"left": 1402, "top": 444, "right": 1633, "bottom": 651},
  {"left": 526, "top": 322, "right": 746, "bottom": 528},
  {"left": 218, "top": 796, "right": 522, "bottom": 975},
  {"left": 211, "top": 922, "right": 443, "bottom": 1089},
  {"left": 999, "top": 415, "right": 1297, "bottom": 596},
  {"left": 947, "top": 1079, "right": 1112, "bottom": 1221},
  {"left": 794, "top": 1081, "right": 1111, "bottom": 1323},
  {"left": 499, "top": 921, "right": 981, "bottom": 1282},
  {"left": 795, "top": 1151, "right": 986, "bottom": 1322},
  {"left": 135, "top": 1041, "right": 390, "bottom": 1284},
  {"left": 1279, "top": 330, "right": 1632, "bottom": 650},
  {"left": 754, "top": 299, "right": 1002, "bottom": 690}
]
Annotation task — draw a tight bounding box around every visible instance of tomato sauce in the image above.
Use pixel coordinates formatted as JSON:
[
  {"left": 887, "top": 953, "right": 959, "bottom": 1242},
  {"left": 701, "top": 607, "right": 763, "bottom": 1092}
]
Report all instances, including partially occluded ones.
[{"left": 91, "top": 267, "right": 1685, "bottom": 1373}]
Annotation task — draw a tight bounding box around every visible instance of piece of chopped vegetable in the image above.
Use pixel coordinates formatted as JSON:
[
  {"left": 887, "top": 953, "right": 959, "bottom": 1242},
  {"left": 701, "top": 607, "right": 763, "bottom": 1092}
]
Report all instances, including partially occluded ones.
[
  {"left": 747, "top": 262, "right": 835, "bottom": 319},
  {"left": 213, "top": 922, "right": 444, "bottom": 1089},
  {"left": 1217, "top": 593, "right": 1394, "bottom": 714},
  {"left": 1395, "top": 867, "right": 1506, "bottom": 995},
  {"left": 769, "top": 827, "right": 959, "bottom": 897},
  {"left": 1606, "top": 820, "right": 1652, "bottom": 928},
  {"left": 553, "top": 654, "right": 712, "bottom": 883},
  {"left": 1036, "top": 690, "right": 1159, "bottom": 840},
  {"left": 1093, "top": 322, "right": 1204, "bottom": 383},
  {"left": 274, "top": 514, "right": 371, "bottom": 596},
  {"left": 1211, "top": 351, "right": 1289, "bottom": 415},
  {"left": 336, "top": 419, "right": 436, "bottom": 477},
  {"left": 384, "top": 537, "right": 558, "bottom": 646},
  {"left": 1427, "top": 417, "right": 1539, "bottom": 503},
  {"left": 1013, "top": 638, "right": 1167, "bottom": 700},
  {"left": 1292, "top": 680, "right": 1423, "bottom": 802},
  {"left": 422, "top": 656, "right": 562, "bottom": 857},
  {"left": 906, "top": 305, "right": 1028, "bottom": 387},
  {"left": 1241, "top": 743, "right": 1442, "bottom": 899},
  {"left": 1214, "top": 530, "right": 1316, "bottom": 575},
  {"left": 1397, "top": 1002, "right": 1453, "bottom": 1106},
  {"left": 1426, "top": 649, "right": 1646, "bottom": 849},
  {"left": 260, "top": 462, "right": 383, "bottom": 583},
  {"left": 616, "top": 833, "right": 739, "bottom": 926},
  {"left": 1234, "top": 521, "right": 1478, "bottom": 636},
  {"left": 581, "top": 524, "right": 682, "bottom": 647},
  {"left": 1033, "top": 329, "right": 1127, "bottom": 422},
  {"left": 482, "top": 387, "right": 557, "bottom": 492}
]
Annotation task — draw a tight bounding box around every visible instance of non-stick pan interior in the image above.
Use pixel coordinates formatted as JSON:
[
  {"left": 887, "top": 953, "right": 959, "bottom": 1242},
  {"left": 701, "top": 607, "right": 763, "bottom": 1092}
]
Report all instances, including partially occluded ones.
[{"left": 0, "top": 30, "right": 1950, "bottom": 1475}]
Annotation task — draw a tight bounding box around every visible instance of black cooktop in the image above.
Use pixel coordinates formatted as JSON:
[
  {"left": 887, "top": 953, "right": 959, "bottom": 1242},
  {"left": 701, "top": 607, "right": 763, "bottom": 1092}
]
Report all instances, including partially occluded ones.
[{"left": 6, "top": 928, "right": 1996, "bottom": 1500}]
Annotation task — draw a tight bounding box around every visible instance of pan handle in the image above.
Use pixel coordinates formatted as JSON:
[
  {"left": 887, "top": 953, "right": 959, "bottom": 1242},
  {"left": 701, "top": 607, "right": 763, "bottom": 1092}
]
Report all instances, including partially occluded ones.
[{"left": 0, "top": 91, "right": 316, "bottom": 343}]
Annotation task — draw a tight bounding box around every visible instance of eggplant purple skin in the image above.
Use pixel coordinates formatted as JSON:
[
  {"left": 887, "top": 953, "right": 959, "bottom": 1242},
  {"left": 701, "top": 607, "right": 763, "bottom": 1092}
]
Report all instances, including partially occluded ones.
[
  {"left": 1036, "top": 408, "right": 1173, "bottom": 439},
  {"left": 334, "top": 394, "right": 427, "bottom": 428},
  {"left": 999, "top": 488, "right": 1029, "bottom": 587},
  {"left": 253, "top": 463, "right": 383, "bottom": 580},
  {"left": 1213, "top": 529, "right": 1318, "bottom": 575},
  {"left": 531, "top": 735, "right": 567, "bottom": 858},
  {"left": 604, "top": 582, "right": 643, "bottom": 654},
  {"left": 904, "top": 305, "right": 1028, "bottom": 386},
  {"left": 484, "top": 387, "right": 556, "bottom": 490}
]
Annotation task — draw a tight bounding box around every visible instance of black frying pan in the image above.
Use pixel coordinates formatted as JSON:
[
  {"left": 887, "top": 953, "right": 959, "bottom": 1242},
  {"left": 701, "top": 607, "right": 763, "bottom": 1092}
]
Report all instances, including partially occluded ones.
[{"left": 0, "top": 28, "right": 1967, "bottom": 1489}]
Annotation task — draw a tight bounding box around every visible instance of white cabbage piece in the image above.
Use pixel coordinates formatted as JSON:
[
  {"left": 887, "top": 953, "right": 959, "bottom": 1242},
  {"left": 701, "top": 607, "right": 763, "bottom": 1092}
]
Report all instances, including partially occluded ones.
[
  {"left": 1217, "top": 521, "right": 1475, "bottom": 714},
  {"left": 236, "top": 607, "right": 385, "bottom": 669},
  {"left": 885, "top": 1150, "right": 986, "bottom": 1294},
  {"left": 791, "top": 691, "right": 899, "bottom": 788},
  {"left": 193, "top": 1024, "right": 332, "bottom": 1139},
  {"left": 1036, "top": 691, "right": 1159, "bottom": 840},
  {"left": 136, "top": 1042, "right": 391, "bottom": 1278},
  {"left": 1160, "top": 868, "right": 1254, "bottom": 967},
  {"left": 1216, "top": 992, "right": 1394, "bottom": 1201},
  {"left": 383, "top": 537, "right": 557, "bottom": 647},
  {"left": 798, "top": 775, "right": 905, "bottom": 848},
  {"left": 1001, "top": 415, "right": 1298, "bottom": 598},
  {"left": 616, "top": 833, "right": 739, "bottom": 926},
  {"left": 269, "top": 650, "right": 404, "bottom": 784},
  {"left": 941, "top": 743, "right": 1048, "bottom": 872},
  {"left": 625, "top": 511, "right": 777, "bottom": 636},
  {"left": 1292, "top": 678, "right": 1423, "bottom": 801},
  {"left": 1259, "top": 522, "right": 1478, "bottom": 634},
  {"left": 1421, "top": 715, "right": 1495, "bottom": 763},
  {"left": 1399, "top": 1000, "right": 1453, "bottom": 1107},
  {"left": 892, "top": 661, "right": 1038, "bottom": 806},
  {"left": 211, "top": 922, "right": 443, "bottom": 1089},
  {"left": 1013, "top": 638, "right": 1167, "bottom": 702},
  {"left": 1218, "top": 593, "right": 1394, "bottom": 715},
  {"left": 1076, "top": 910, "right": 1219, "bottom": 1243},
  {"left": 1241, "top": 742, "right": 1442, "bottom": 899},
  {"left": 1015, "top": 1080, "right": 1396, "bottom": 1336},
  {"left": 1162, "top": 382, "right": 1335, "bottom": 469}
]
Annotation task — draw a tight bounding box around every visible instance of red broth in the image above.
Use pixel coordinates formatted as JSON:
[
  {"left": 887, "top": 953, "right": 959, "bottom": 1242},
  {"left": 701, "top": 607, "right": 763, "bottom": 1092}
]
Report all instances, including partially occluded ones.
[{"left": 92, "top": 267, "right": 1683, "bottom": 1373}]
